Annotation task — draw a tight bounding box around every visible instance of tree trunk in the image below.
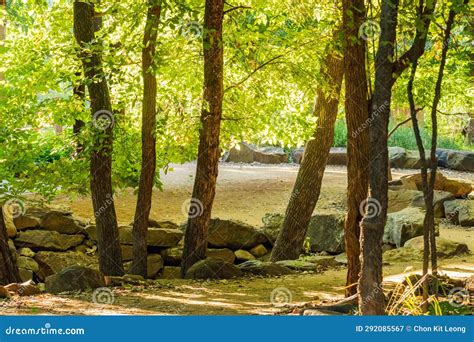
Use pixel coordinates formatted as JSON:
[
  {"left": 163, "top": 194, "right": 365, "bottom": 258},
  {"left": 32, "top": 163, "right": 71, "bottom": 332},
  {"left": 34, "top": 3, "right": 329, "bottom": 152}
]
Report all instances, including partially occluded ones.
[
  {"left": 358, "top": 0, "right": 399, "bottom": 315},
  {"left": 181, "top": 0, "right": 224, "bottom": 276},
  {"left": 0, "top": 206, "right": 20, "bottom": 285},
  {"left": 270, "top": 35, "right": 344, "bottom": 262},
  {"left": 72, "top": 72, "right": 85, "bottom": 155},
  {"left": 130, "top": 1, "right": 161, "bottom": 278},
  {"left": 73, "top": 1, "right": 124, "bottom": 276},
  {"left": 342, "top": 0, "right": 369, "bottom": 297}
]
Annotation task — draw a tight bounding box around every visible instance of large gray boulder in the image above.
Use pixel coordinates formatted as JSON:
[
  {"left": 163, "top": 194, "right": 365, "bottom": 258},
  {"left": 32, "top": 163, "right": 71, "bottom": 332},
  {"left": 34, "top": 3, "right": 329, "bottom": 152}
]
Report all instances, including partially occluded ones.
[
  {"left": 237, "top": 260, "right": 294, "bottom": 276},
  {"left": 389, "top": 147, "right": 407, "bottom": 168},
  {"left": 208, "top": 219, "right": 268, "bottom": 250},
  {"left": 383, "top": 207, "right": 438, "bottom": 247},
  {"left": 444, "top": 200, "right": 474, "bottom": 226},
  {"left": 438, "top": 149, "right": 474, "bottom": 172},
  {"left": 45, "top": 266, "right": 105, "bottom": 294},
  {"left": 411, "top": 190, "right": 455, "bottom": 218},
  {"left": 388, "top": 189, "right": 421, "bottom": 213},
  {"left": 14, "top": 230, "right": 84, "bottom": 251},
  {"left": 34, "top": 251, "right": 98, "bottom": 281},
  {"left": 225, "top": 142, "right": 288, "bottom": 164},
  {"left": 207, "top": 248, "right": 236, "bottom": 264},
  {"left": 119, "top": 226, "right": 183, "bottom": 247},
  {"left": 16, "top": 256, "right": 39, "bottom": 272},
  {"left": 306, "top": 212, "right": 345, "bottom": 253},
  {"left": 184, "top": 258, "right": 242, "bottom": 279}
]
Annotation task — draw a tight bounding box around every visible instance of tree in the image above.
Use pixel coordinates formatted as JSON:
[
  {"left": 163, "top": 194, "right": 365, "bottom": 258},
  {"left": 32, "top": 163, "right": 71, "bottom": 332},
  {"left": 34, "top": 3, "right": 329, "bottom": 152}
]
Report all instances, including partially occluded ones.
[
  {"left": 407, "top": 0, "right": 467, "bottom": 310},
  {"left": 73, "top": 0, "right": 124, "bottom": 276},
  {"left": 341, "top": 0, "right": 369, "bottom": 297},
  {"left": 270, "top": 30, "right": 344, "bottom": 262},
  {"left": 358, "top": 0, "right": 437, "bottom": 314},
  {"left": 130, "top": 0, "right": 162, "bottom": 278},
  {"left": 0, "top": 206, "right": 20, "bottom": 285},
  {"left": 181, "top": 0, "right": 225, "bottom": 276}
]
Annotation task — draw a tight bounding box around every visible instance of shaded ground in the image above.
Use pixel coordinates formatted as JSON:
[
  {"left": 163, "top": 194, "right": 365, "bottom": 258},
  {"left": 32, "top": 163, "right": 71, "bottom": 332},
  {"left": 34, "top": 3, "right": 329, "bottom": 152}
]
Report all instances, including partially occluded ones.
[{"left": 1, "top": 163, "right": 473, "bottom": 315}]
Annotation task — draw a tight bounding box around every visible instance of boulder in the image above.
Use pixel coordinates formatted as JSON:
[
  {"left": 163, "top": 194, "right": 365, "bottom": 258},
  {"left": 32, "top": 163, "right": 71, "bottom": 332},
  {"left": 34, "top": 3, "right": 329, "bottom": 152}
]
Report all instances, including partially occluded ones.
[
  {"left": 18, "top": 268, "right": 33, "bottom": 282},
  {"left": 84, "top": 225, "right": 97, "bottom": 241},
  {"left": 404, "top": 236, "right": 469, "bottom": 257},
  {"left": 334, "top": 253, "right": 347, "bottom": 265},
  {"left": 389, "top": 147, "right": 407, "bottom": 168},
  {"left": 384, "top": 207, "right": 437, "bottom": 247},
  {"left": 225, "top": 142, "right": 255, "bottom": 163},
  {"left": 12, "top": 215, "right": 41, "bottom": 230},
  {"left": 161, "top": 246, "right": 183, "bottom": 266},
  {"left": 14, "top": 230, "right": 84, "bottom": 251},
  {"left": 119, "top": 226, "right": 183, "bottom": 247},
  {"left": 45, "top": 266, "right": 105, "bottom": 294},
  {"left": 327, "top": 147, "right": 347, "bottom": 165},
  {"left": 301, "top": 255, "right": 340, "bottom": 268},
  {"left": 161, "top": 266, "right": 182, "bottom": 279},
  {"left": 124, "top": 254, "right": 163, "bottom": 279},
  {"left": 34, "top": 251, "right": 98, "bottom": 281},
  {"left": 207, "top": 248, "right": 235, "bottom": 264},
  {"left": 16, "top": 256, "right": 39, "bottom": 272},
  {"left": 411, "top": 190, "right": 455, "bottom": 218},
  {"left": 276, "top": 260, "right": 317, "bottom": 271},
  {"left": 402, "top": 150, "right": 428, "bottom": 169},
  {"left": 306, "top": 212, "right": 345, "bottom": 253},
  {"left": 237, "top": 260, "right": 294, "bottom": 276},
  {"left": 439, "top": 149, "right": 474, "bottom": 172},
  {"left": 262, "top": 212, "right": 345, "bottom": 253},
  {"left": 0, "top": 286, "right": 11, "bottom": 299},
  {"left": 261, "top": 213, "right": 284, "bottom": 245},
  {"left": 40, "top": 211, "right": 86, "bottom": 234},
  {"left": 120, "top": 245, "right": 133, "bottom": 262},
  {"left": 249, "top": 244, "right": 268, "bottom": 258},
  {"left": 388, "top": 189, "right": 421, "bottom": 213},
  {"left": 18, "top": 247, "right": 35, "bottom": 258},
  {"left": 184, "top": 258, "right": 242, "bottom": 279},
  {"left": 444, "top": 200, "right": 474, "bottom": 227},
  {"left": 291, "top": 148, "right": 305, "bottom": 164},
  {"left": 5, "top": 281, "right": 41, "bottom": 296},
  {"left": 383, "top": 247, "right": 423, "bottom": 262},
  {"left": 234, "top": 249, "right": 256, "bottom": 263},
  {"left": 147, "top": 219, "right": 180, "bottom": 229},
  {"left": 400, "top": 172, "right": 471, "bottom": 197},
  {"left": 208, "top": 219, "right": 268, "bottom": 250}
]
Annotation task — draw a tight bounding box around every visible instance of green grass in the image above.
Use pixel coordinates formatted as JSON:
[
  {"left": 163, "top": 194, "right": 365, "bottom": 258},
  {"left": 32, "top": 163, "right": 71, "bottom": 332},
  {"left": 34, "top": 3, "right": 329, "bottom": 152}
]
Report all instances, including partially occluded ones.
[{"left": 332, "top": 119, "right": 470, "bottom": 151}]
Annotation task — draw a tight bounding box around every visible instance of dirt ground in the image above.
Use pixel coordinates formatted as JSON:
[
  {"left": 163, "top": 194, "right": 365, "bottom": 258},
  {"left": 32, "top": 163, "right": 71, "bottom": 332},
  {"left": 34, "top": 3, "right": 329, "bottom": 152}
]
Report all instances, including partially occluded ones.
[{"left": 1, "top": 163, "right": 473, "bottom": 315}]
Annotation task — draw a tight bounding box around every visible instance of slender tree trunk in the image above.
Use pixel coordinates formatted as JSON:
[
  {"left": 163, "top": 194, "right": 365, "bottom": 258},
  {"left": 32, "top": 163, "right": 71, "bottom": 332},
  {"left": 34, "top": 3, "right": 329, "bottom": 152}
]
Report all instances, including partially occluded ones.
[
  {"left": 73, "top": 72, "right": 85, "bottom": 155},
  {"left": 181, "top": 0, "right": 224, "bottom": 276},
  {"left": 270, "top": 34, "right": 344, "bottom": 262},
  {"left": 0, "top": 206, "right": 20, "bottom": 285},
  {"left": 73, "top": 1, "right": 124, "bottom": 276},
  {"left": 358, "top": 0, "right": 399, "bottom": 315},
  {"left": 130, "top": 1, "right": 161, "bottom": 278},
  {"left": 342, "top": 0, "right": 369, "bottom": 297}
]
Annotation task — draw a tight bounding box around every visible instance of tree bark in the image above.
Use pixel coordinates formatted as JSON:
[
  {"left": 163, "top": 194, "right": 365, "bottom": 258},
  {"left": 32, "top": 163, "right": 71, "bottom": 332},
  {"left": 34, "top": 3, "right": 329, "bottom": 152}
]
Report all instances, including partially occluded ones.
[
  {"left": 73, "top": 1, "right": 124, "bottom": 276},
  {"left": 130, "top": 1, "right": 161, "bottom": 278},
  {"left": 342, "top": 0, "right": 369, "bottom": 297},
  {"left": 358, "top": 0, "right": 399, "bottom": 315},
  {"left": 181, "top": 0, "right": 224, "bottom": 276},
  {"left": 0, "top": 206, "right": 20, "bottom": 285},
  {"left": 270, "top": 34, "right": 344, "bottom": 262}
]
